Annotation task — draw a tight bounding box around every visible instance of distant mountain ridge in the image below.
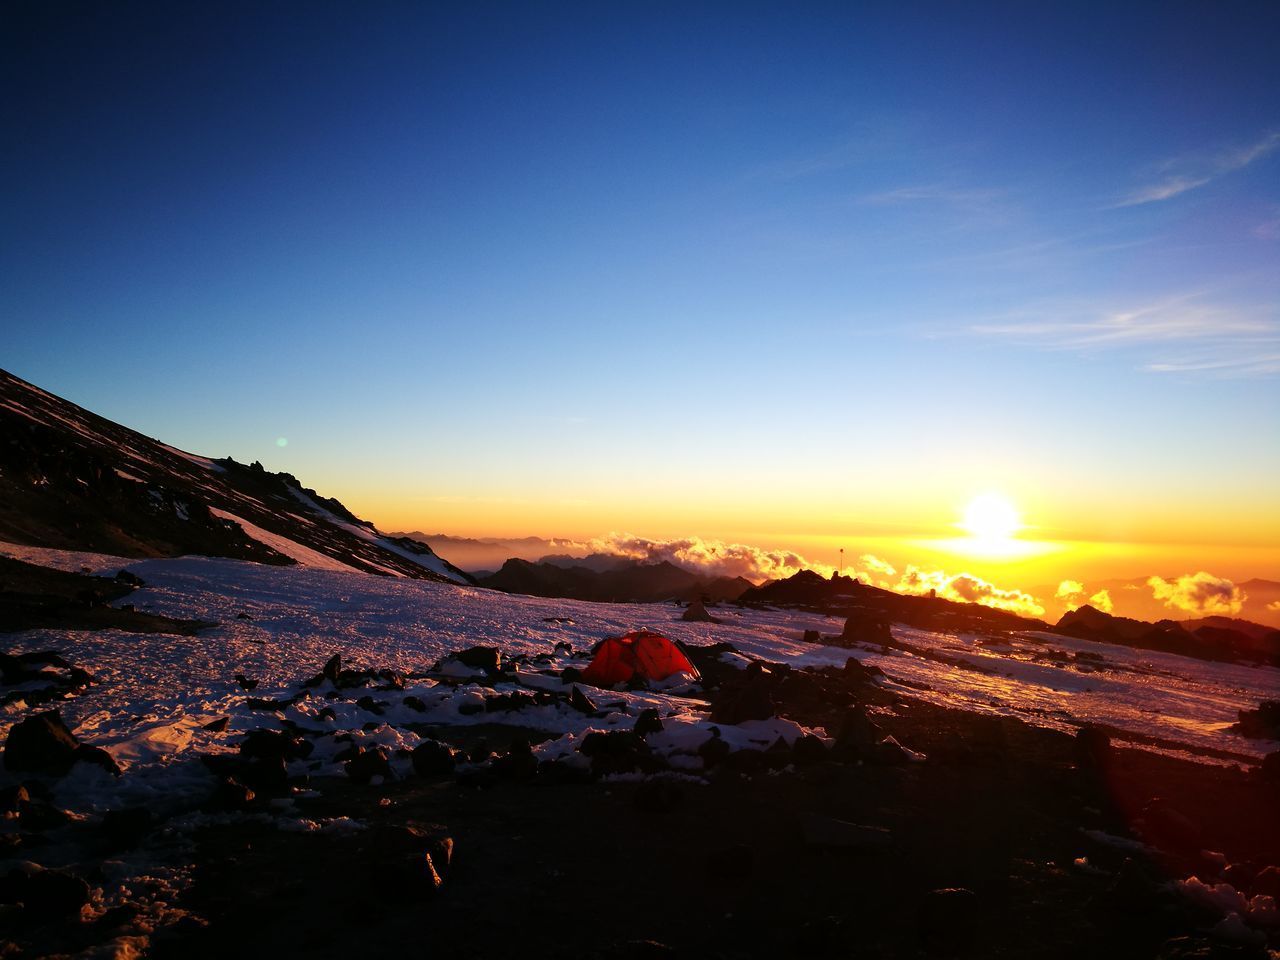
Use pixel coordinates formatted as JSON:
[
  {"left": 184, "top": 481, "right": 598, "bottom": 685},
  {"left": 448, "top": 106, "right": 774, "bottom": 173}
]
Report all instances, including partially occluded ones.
[
  {"left": 476, "top": 556, "right": 753, "bottom": 604},
  {"left": 1055, "top": 604, "right": 1280, "bottom": 667},
  {"left": 0, "top": 368, "right": 471, "bottom": 583}
]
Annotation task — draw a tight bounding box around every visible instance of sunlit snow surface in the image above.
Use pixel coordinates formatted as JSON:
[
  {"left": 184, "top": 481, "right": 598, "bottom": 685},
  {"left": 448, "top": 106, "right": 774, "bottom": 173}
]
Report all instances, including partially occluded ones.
[{"left": 3, "top": 542, "right": 1277, "bottom": 782}]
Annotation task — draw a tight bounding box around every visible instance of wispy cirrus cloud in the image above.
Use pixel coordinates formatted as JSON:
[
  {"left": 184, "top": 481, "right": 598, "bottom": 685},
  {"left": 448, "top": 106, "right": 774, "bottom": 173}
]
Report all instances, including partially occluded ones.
[
  {"left": 972, "top": 293, "right": 1280, "bottom": 377},
  {"left": 1115, "top": 130, "right": 1280, "bottom": 207},
  {"left": 858, "top": 183, "right": 1006, "bottom": 211}
]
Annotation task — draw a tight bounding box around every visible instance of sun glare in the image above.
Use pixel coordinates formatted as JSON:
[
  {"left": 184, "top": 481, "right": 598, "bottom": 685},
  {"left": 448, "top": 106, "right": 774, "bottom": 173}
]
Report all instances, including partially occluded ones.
[{"left": 962, "top": 493, "right": 1021, "bottom": 541}]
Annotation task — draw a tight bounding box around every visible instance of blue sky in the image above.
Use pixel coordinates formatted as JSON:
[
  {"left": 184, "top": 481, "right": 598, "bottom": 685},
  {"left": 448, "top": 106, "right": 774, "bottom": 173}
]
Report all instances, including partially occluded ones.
[{"left": 2, "top": 2, "right": 1278, "bottom": 568}]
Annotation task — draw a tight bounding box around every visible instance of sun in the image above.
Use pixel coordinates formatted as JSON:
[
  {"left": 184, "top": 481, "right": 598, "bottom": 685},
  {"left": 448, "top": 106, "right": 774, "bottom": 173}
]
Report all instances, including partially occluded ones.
[{"left": 962, "top": 492, "right": 1021, "bottom": 540}]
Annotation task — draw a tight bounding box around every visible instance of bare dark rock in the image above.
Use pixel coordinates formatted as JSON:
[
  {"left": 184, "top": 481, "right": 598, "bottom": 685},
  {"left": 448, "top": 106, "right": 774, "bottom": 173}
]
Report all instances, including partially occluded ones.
[
  {"left": 203, "top": 716, "right": 230, "bottom": 732},
  {"left": 6, "top": 867, "right": 91, "bottom": 920},
  {"left": 709, "top": 662, "right": 776, "bottom": 725},
  {"left": 233, "top": 673, "right": 258, "bottom": 690},
  {"left": 3, "top": 709, "right": 79, "bottom": 773},
  {"left": 569, "top": 685, "right": 597, "bottom": 714},
  {"left": 634, "top": 707, "right": 664, "bottom": 737},
  {"left": 410, "top": 739, "right": 455, "bottom": 777},
  {"left": 346, "top": 746, "right": 393, "bottom": 784}
]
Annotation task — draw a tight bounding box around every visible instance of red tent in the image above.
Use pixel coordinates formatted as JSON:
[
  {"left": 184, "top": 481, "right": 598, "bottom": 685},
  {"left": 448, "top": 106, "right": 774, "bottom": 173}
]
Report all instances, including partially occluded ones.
[{"left": 580, "top": 630, "right": 700, "bottom": 688}]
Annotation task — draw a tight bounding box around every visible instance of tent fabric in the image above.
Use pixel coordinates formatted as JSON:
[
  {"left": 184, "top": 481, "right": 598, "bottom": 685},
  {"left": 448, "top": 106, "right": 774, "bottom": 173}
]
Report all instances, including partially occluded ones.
[{"left": 580, "top": 630, "right": 699, "bottom": 688}]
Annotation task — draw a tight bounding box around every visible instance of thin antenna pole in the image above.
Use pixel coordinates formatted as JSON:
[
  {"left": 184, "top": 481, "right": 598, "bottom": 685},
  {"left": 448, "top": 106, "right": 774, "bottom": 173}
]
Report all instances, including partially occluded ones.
[{"left": 839, "top": 547, "right": 844, "bottom": 576}]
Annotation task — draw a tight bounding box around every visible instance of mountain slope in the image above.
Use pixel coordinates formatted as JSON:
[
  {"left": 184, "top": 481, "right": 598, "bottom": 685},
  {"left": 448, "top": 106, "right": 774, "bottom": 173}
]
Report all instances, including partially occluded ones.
[{"left": 0, "top": 368, "right": 471, "bottom": 583}]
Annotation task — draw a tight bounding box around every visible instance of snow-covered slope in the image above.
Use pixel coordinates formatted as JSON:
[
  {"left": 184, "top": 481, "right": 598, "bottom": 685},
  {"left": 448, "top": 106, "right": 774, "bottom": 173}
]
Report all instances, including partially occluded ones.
[
  {"left": 3, "top": 541, "right": 1276, "bottom": 788},
  {"left": 0, "top": 367, "right": 471, "bottom": 583}
]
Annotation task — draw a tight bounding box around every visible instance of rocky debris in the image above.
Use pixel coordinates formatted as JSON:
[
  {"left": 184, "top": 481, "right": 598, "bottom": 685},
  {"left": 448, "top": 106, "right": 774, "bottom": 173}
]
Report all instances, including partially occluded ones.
[
  {"left": 239, "top": 729, "right": 312, "bottom": 763},
  {"left": 1231, "top": 701, "right": 1280, "bottom": 740},
  {"left": 233, "top": 673, "right": 258, "bottom": 690},
  {"left": 791, "top": 734, "right": 828, "bottom": 765},
  {"left": 437, "top": 646, "right": 503, "bottom": 674},
  {"left": 0, "top": 866, "right": 91, "bottom": 920},
  {"left": 208, "top": 776, "right": 255, "bottom": 811},
  {"left": 411, "top": 739, "right": 456, "bottom": 776},
  {"left": 492, "top": 739, "right": 539, "bottom": 780},
  {"left": 113, "top": 569, "right": 145, "bottom": 587},
  {"left": 580, "top": 730, "right": 662, "bottom": 778},
  {"left": 697, "top": 733, "right": 731, "bottom": 769},
  {"left": 0, "top": 649, "right": 94, "bottom": 706},
  {"left": 345, "top": 746, "right": 393, "bottom": 784},
  {"left": 367, "top": 825, "right": 452, "bottom": 900},
  {"left": 3, "top": 709, "right": 121, "bottom": 776},
  {"left": 800, "top": 813, "right": 892, "bottom": 851},
  {"left": 635, "top": 707, "right": 664, "bottom": 737},
  {"left": 837, "top": 612, "right": 894, "bottom": 647},
  {"left": 568, "top": 685, "right": 597, "bottom": 714},
  {"left": 919, "top": 887, "right": 980, "bottom": 953},
  {"left": 709, "top": 662, "right": 778, "bottom": 724}
]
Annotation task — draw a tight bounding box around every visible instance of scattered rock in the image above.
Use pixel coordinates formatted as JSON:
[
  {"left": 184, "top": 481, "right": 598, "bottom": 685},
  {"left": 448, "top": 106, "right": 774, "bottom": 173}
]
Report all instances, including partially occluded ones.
[
  {"left": 492, "top": 739, "right": 538, "bottom": 780},
  {"left": 838, "top": 612, "right": 894, "bottom": 646},
  {"left": 346, "top": 746, "right": 393, "bottom": 784},
  {"left": 203, "top": 716, "right": 231, "bottom": 732},
  {"left": 3, "top": 709, "right": 79, "bottom": 773},
  {"left": 411, "top": 739, "right": 456, "bottom": 777},
  {"left": 569, "top": 685, "right": 597, "bottom": 715},
  {"left": 634, "top": 707, "right": 664, "bottom": 737},
  {"left": 209, "top": 776, "right": 255, "bottom": 810},
  {"left": 6, "top": 867, "right": 91, "bottom": 920},
  {"left": 233, "top": 673, "right": 258, "bottom": 690},
  {"left": 445, "top": 646, "right": 502, "bottom": 673},
  {"left": 709, "top": 662, "right": 776, "bottom": 725},
  {"left": 792, "top": 734, "right": 828, "bottom": 765}
]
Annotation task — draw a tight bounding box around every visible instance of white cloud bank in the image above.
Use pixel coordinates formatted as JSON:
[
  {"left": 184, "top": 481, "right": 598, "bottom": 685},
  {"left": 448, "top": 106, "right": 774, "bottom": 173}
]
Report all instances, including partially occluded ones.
[{"left": 1148, "top": 571, "right": 1247, "bottom": 616}]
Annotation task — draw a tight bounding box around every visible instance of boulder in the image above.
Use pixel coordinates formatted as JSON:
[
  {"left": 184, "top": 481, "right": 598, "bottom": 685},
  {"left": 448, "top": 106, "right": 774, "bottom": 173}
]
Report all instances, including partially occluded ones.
[
  {"left": 709, "top": 663, "right": 776, "bottom": 725},
  {"left": 346, "top": 746, "right": 393, "bottom": 784},
  {"left": 4, "top": 710, "right": 80, "bottom": 773},
  {"left": 202, "top": 716, "right": 231, "bottom": 732},
  {"left": 839, "top": 612, "right": 893, "bottom": 646},
  {"left": 634, "top": 707, "right": 664, "bottom": 737},
  {"left": 492, "top": 739, "right": 539, "bottom": 780},
  {"left": 411, "top": 739, "right": 456, "bottom": 777},
  {"left": 569, "top": 685, "right": 597, "bottom": 715},
  {"left": 7, "top": 867, "right": 91, "bottom": 920},
  {"left": 447, "top": 646, "right": 502, "bottom": 673}
]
